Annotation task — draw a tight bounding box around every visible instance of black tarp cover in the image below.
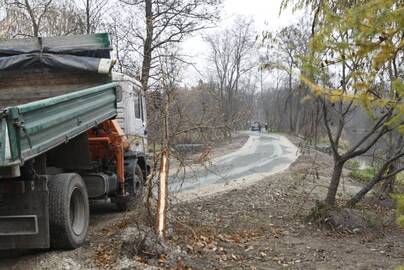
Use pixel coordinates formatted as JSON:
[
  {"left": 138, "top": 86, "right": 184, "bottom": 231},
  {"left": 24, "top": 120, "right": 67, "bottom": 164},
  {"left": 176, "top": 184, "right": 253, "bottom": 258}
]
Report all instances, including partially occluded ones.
[{"left": 0, "top": 33, "right": 113, "bottom": 73}]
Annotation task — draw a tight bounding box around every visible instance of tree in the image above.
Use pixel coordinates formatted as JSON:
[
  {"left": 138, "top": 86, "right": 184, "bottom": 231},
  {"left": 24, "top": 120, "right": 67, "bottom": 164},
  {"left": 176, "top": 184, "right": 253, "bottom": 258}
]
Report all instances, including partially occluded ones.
[
  {"left": 119, "top": 0, "right": 221, "bottom": 93},
  {"left": 296, "top": 0, "right": 404, "bottom": 206},
  {"left": 109, "top": 1, "right": 221, "bottom": 236},
  {"left": 205, "top": 17, "right": 256, "bottom": 134},
  {"left": 154, "top": 47, "right": 184, "bottom": 238},
  {"left": 80, "top": 0, "right": 109, "bottom": 34},
  {"left": 0, "top": 0, "right": 54, "bottom": 37},
  {"left": 261, "top": 21, "right": 310, "bottom": 134},
  {"left": 0, "top": 0, "right": 95, "bottom": 37}
]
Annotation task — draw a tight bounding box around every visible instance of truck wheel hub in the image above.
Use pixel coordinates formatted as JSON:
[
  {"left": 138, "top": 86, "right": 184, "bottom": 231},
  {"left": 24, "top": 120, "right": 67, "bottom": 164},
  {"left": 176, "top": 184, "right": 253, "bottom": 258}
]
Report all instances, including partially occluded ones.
[{"left": 70, "top": 188, "right": 86, "bottom": 236}]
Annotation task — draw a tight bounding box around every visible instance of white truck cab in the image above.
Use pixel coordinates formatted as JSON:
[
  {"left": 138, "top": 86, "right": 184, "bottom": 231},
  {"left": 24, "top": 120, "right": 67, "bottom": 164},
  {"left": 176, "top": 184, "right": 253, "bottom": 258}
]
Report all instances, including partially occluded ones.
[{"left": 113, "top": 73, "right": 148, "bottom": 153}]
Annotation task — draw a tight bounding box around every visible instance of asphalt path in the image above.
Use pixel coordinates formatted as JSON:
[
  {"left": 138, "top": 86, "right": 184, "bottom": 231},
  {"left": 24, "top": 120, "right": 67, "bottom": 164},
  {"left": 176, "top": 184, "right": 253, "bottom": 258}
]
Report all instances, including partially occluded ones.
[{"left": 169, "top": 131, "right": 299, "bottom": 194}]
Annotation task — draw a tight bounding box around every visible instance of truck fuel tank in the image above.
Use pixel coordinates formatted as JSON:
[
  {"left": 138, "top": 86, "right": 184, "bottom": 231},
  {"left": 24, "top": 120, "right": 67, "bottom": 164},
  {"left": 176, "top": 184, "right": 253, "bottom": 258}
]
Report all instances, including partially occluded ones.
[{"left": 82, "top": 173, "right": 118, "bottom": 199}]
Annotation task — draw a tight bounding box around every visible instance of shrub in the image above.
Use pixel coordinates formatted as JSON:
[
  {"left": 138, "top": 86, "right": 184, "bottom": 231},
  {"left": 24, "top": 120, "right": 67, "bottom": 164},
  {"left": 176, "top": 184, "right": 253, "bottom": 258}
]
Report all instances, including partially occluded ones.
[{"left": 394, "top": 194, "right": 404, "bottom": 228}]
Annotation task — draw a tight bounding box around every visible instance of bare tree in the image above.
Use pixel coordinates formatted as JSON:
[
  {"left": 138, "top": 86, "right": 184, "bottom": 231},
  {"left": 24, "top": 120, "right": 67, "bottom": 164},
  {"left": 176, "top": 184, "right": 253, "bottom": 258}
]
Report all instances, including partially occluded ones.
[
  {"left": 79, "top": 0, "right": 109, "bottom": 34},
  {"left": 119, "top": 0, "right": 220, "bottom": 93},
  {"left": 0, "top": 0, "right": 100, "bottom": 37},
  {"left": 0, "top": 0, "right": 54, "bottom": 37},
  {"left": 261, "top": 21, "right": 311, "bottom": 134},
  {"left": 205, "top": 17, "right": 256, "bottom": 135},
  {"left": 153, "top": 47, "right": 186, "bottom": 238}
]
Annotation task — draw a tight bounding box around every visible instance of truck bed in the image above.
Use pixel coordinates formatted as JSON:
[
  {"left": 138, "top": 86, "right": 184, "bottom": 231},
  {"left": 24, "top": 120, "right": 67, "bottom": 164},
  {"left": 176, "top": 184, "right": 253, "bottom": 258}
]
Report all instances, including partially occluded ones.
[
  {"left": 0, "top": 70, "right": 110, "bottom": 108},
  {"left": 0, "top": 82, "right": 118, "bottom": 169},
  {"left": 0, "top": 33, "right": 113, "bottom": 108}
]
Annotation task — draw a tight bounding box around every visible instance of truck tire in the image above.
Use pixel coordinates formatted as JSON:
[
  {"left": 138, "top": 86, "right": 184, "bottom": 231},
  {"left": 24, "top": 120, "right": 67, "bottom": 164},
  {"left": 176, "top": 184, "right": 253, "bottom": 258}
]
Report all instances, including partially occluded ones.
[
  {"left": 116, "top": 161, "right": 144, "bottom": 211},
  {"left": 48, "top": 173, "right": 89, "bottom": 249}
]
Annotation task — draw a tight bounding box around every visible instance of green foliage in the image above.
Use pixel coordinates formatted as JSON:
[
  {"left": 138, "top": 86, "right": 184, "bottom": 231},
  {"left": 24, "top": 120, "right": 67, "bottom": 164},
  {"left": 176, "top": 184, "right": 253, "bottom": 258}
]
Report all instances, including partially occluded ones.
[
  {"left": 282, "top": 0, "right": 404, "bottom": 207},
  {"left": 394, "top": 194, "right": 404, "bottom": 228},
  {"left": 349, "top": 166, "right": 378, "bottom": 183},
  {"left": 345, "top": 159, "right": 360, "bottom": 170},
  {"left": 297, "top": 0, "right": 404, "bottom": 134},
  {"left": 397, "top": 172, "right": 404, "bottom": 186}
]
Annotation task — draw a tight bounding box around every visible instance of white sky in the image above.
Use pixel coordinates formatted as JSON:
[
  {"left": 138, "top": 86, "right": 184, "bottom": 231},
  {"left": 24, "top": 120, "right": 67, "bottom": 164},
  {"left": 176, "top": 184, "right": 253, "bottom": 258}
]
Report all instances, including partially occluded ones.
[{"left": 181, "top": 0, "right": 301, "bottom": 86}]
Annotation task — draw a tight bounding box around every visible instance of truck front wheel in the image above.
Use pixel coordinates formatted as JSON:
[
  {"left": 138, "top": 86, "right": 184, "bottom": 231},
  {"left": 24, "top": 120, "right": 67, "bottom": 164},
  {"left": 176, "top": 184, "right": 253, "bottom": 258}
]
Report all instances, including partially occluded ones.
[
  {"left": 48, "top": 173, "right": 90, "bottom": 249},
  {"left": 116, "top": 161, "right": 144, "bottom": 211}
]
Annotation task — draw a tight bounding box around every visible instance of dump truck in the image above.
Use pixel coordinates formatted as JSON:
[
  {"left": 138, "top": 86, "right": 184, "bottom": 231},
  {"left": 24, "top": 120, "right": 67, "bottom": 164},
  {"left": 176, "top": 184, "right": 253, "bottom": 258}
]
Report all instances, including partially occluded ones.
[{"left": 0, "top": 33, "right": 148, "bottom": 249}]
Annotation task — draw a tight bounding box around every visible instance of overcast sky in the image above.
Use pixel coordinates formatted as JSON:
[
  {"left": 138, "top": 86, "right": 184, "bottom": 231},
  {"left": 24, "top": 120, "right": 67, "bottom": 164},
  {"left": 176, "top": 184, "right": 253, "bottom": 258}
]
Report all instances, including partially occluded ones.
[{"left": 181, "top": 0, "right": 301, "bottom": 86}]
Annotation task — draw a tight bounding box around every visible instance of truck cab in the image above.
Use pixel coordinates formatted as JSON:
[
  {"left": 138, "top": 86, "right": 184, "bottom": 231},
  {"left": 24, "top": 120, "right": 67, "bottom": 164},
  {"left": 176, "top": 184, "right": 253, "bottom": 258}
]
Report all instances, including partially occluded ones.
[{"left": 114, "top": 73, "right": 148, "bottom": 154}]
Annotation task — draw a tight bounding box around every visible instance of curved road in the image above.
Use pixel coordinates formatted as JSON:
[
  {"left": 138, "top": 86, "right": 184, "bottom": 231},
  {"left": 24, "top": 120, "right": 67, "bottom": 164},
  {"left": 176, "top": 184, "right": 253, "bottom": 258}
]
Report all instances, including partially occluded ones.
[{"left": 170, "top": 131, "right": 299, "bottom": 196}]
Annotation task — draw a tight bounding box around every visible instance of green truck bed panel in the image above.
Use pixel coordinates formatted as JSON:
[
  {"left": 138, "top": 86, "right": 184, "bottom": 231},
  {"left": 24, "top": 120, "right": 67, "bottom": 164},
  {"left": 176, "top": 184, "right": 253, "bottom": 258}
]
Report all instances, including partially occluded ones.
[{"left": 0, "top": 82, "right": 118, "bottom": 167}]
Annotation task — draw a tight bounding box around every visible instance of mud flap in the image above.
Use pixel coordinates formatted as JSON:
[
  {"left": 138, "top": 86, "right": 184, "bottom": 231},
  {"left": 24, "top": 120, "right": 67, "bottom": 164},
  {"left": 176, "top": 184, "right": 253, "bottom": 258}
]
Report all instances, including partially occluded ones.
[{"left": 0, "top": 176, "right": 50, "bottom": 249}]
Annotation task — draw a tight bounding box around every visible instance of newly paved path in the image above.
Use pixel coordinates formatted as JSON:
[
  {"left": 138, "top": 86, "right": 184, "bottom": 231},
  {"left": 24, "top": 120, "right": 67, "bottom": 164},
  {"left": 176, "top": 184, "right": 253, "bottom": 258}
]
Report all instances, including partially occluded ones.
[{"left": 170, "top": 131, "right": 299, "bottom": 194}]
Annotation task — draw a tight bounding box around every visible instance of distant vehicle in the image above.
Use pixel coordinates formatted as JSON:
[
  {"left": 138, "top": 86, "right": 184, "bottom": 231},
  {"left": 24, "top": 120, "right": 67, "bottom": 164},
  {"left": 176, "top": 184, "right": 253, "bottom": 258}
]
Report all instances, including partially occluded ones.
[{"left": 251, "top": 122, "right": 261, "bottom": 131}]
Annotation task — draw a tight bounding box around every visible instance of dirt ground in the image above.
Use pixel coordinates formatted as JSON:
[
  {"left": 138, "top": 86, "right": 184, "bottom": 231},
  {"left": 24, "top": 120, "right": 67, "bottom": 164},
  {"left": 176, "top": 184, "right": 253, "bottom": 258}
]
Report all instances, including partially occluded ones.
[
  {"left": 1, "top": 134, "right": 403, "bottom": 270},
  {"left": 170, "top": 169, "right": 403, "bottom": 269}
]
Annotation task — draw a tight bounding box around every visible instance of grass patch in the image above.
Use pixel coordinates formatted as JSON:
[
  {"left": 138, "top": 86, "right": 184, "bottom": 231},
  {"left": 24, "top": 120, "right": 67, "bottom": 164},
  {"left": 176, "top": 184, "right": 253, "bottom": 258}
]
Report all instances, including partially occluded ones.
[
  {"left": 349, "top": 166, "right": 404, "bottom": 193},
  {"left": 397, "top": 172, "right": 404, "bottom": 185},
  {"left": 396, "top": 172, "right": 404, "bottom": 194},
  {"left": 317, "top": 137, "right": 350, "bottom": 152},
  {"left": 345, "top": 159, "right": 360, "bottom": 170},
  {"left": 349, "top": 166, "right": 377, "bottom": 183}
]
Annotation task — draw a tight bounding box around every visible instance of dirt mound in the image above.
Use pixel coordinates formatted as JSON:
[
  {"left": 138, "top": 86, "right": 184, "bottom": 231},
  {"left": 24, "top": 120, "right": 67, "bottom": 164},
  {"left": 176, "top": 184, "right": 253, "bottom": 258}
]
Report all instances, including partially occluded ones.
[
  {"left": 306, "top": 202, "right": 384, "bottom": 235},
  {"left": 290, "top": 151, "right": 334, "bottom": 177},
  {"left": 120, "top": 225, "right": 190, "bottom": 269}
]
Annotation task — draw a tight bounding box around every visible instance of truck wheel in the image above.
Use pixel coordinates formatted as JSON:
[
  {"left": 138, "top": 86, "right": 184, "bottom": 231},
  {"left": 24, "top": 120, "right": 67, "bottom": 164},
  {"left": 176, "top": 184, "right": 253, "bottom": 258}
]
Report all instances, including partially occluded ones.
[
  {"left": 48, "top": 173, "right": 89, "bottom": 249},
  {"left": 116, "top": 161, "right": 144, "bottom": 211}
]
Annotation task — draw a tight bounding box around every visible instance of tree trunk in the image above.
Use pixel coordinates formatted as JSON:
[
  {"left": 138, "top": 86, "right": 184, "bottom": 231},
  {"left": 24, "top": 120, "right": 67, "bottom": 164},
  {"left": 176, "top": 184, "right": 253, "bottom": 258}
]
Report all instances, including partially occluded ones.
[
  {"left": 156, "top": 147, "right": 169, "bottom": 238},
  {"left": 379, "top": 138, "right": 398, "bottom": 198},
  {"left": 347, "top": 135, "right": 403, "bottom": 208},
  {"left": 294, "top": 88, "right": 302, "bottom": 135},
  {"left": 314, "top": 102, "right": 320, "bottom": 147},
  {"left": 156, "top": 93, "right": 170, "bottom": 239},
  {"left": 325, "top": 161, "right": 344, "bottom": 206},
  {"left": 288, "top": 66, "right": 294, "bottom": 133},
  {"left": 346, "top": 165, "right": 389, "bottom": 208},
  {"left": 378, "top": 162, "right": 397, "bottom": 198},
  {"left": 141, "top": 0, "right": 153, "bottom": 93},
  {"left": 380, "top": 175, "right": 396, "bottom": 197},
  {"left": 24, "top": 0, "right": 39, "bottom": 37},
  {"left": 143, "top": 0, "right": 154, "bottom": 208},
  {"left": 347, "top": 178, "right": 378, "bottom": 208},
  {"left": 86, "top": 0, "right": 90, "bottom": 34}
]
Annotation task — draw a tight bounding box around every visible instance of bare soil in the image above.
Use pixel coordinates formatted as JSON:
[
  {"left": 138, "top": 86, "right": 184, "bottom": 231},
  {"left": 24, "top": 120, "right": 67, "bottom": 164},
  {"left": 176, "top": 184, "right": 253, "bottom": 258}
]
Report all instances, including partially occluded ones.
[{"left": 168, "top": 156, "right": 404, "bottom": 270}]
